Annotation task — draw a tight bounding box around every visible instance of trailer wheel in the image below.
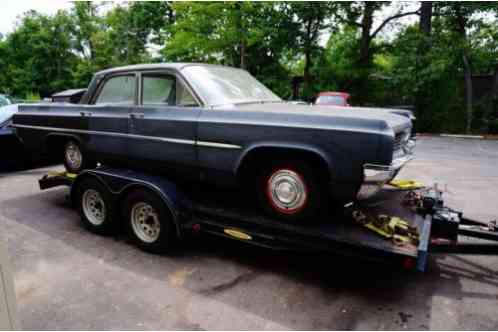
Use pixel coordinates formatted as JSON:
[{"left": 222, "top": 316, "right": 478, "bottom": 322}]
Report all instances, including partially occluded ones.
[
  {"left": 75, "top": 177, "right": 115, "bottom": 235},
  {"left": 122, "top": 189, "right": 176, "bottom": 254}
]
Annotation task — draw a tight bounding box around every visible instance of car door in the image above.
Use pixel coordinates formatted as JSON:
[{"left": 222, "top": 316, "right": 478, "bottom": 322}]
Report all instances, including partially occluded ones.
[
  {"left": 86, "top": 72, "right": 137, "bottom": 163},
  {"left": 128, "top": 71, "right": 201, "bottom": 177}
]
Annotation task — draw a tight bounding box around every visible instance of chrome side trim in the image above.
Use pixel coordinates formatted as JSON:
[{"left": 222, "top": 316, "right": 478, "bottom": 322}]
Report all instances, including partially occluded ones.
[
  {"left": 12, "top": 124, "right": 129, "bottom": 138},
  {"left": 131, "top": 133, "right": 195, "bottom": 145},
  {"left": 11, "top": 124, "right": 241, "bottom": 149},
  {"left": 196, "top": 141, "right": 241, "bottom": 149}
]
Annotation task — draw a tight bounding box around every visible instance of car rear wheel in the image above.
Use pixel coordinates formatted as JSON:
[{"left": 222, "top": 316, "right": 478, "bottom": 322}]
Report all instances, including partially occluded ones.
[
  {"left": 63, "top": 140, "right": 94, "bottom": 173},
  {"left": 257, "top": 160, "right": 326, "bottom": 222}
]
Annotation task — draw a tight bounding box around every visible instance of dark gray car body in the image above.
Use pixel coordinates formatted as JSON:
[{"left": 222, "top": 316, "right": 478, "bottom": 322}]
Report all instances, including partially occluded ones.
[{"left": 12, "top": 63, "right": 413, "bottom": 201}]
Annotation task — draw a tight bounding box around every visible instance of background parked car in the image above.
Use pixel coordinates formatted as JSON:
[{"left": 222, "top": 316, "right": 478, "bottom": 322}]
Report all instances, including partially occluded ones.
[
  {"left": 0, "top": 94, "right": 12, "bottom": 107},
  {"left": 314, "top": 92, "right": 351, "bottom": 107},
  {"left": 0, "top": 104, "right": 17, "bottom": 135},
  {"left": 0, "top": 104, "right": 27, "bottom": 168},
  {"left": 51, "top": 89, "right": 87, "bottom": 103}
]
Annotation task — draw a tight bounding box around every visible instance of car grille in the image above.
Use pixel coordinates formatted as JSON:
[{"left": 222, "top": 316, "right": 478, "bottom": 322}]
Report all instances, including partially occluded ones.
[
  {"left": 393, "top": 129, "right": 411, "bottom": 155},
  {"left": 394, "top": 132, "right": 404, "bottom": 151}
]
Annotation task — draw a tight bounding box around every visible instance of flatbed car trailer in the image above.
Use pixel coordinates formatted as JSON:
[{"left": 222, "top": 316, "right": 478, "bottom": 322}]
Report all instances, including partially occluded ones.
[{"left": 38, "top": 166, "right": 498, "bottom": 272}]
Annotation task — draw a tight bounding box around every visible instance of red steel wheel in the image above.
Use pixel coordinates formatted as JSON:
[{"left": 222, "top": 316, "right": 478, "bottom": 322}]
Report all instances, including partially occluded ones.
[
  {"left": 266, "top": 168, "right": 308, "bottom": 215},
  {"left": 256, "top": 159, "right": 326, "bottom": 222}
]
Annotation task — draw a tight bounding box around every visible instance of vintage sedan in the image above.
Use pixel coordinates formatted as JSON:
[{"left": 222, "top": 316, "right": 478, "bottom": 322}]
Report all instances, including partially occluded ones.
[{"left": 12, "top": 63, "right": 415, "bottom": 221}]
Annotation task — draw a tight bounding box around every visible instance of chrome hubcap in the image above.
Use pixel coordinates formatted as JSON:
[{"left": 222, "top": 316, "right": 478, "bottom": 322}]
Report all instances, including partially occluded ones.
[
  {"left": 65, "top": 142, "right": 82, "bottom": 170},
  {"left": 131, "top": 202, "right": 160, "bottom": 243},
  {"left": 268, "top": 169, "right": 307, "bottom": 212},
  {"left": 82, "top": 189, "right": 106, "bottom": 226}
]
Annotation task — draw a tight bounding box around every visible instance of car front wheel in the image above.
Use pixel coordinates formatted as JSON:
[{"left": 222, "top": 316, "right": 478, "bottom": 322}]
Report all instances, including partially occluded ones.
[{"left": 257, "top": 160, "right": 325, "bottom": 222}]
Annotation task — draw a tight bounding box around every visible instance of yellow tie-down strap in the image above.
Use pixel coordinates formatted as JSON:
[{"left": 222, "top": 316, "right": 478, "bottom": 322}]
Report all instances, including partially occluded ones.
[
  {"left": 353, "top": 212, "right": 420, "bottom": 246},
  {"left": 389, "top": 179, "right": 424, "bottom": 190},
  {"left": 47, "top": 171, "right": 78, "bottom": 179}
]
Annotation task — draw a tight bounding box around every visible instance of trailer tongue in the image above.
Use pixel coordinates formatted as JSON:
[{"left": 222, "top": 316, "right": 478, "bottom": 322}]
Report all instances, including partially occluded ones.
[{"left": 39, "top": 167, "right": 498, "bottom": 272}]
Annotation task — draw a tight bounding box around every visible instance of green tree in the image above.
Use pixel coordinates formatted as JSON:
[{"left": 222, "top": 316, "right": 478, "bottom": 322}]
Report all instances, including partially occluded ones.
[
  {"left": 164, "top": 2, "right": 297, "bottom": 97},
  {"left": 335, "top": 2, "right": 420, "bottom": 103},
  {"left": 286, "top": 2, "right": 337, "bottom": 96},
  {"left": 434, "top": 2, "right": 496, "bottom": 133},
  {"left": 2, "top": 10, "right": 77, "bottom": 97}
]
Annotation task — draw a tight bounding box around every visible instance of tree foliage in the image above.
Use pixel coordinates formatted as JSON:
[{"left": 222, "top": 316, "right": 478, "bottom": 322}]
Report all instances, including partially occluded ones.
[{"left": 0, "top": 1, "right": 496, "bottom": 133}]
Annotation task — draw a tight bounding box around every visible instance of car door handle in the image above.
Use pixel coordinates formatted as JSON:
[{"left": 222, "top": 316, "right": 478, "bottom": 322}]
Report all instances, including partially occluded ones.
[
  {"left": 80, "top": 111, "right": 92, "bottom": 117},
  {"left": 130, "top": 113, "right": 144, "bottom": 119}
]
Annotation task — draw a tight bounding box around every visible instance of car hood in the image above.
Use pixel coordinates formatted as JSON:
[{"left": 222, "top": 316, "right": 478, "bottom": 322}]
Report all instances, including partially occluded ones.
[
  {"left": 376, "top": 107, "right": 415, "bottom": 120},
  {"left": 0, "top": 104, "right": 18, "bottom": 125},
  {"left": 224, "top": 102, "right": 412, "bottom": 133}
]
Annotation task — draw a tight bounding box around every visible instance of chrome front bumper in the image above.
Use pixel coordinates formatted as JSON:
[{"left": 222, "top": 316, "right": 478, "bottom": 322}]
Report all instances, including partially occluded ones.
[{"left": 356, "top": 141, "right": 415, "bottom": 200}]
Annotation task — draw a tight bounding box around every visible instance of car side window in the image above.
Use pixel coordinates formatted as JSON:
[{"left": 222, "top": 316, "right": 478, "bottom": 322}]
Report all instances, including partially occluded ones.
[
  {"left": 176, "top": 81, "right": 199, "bottom": 107},
  {"left": 142, "top": 73, "right": 199, "bottom": 107},
  {"left": 95, "top": 75, "right": 135, "bottom": 105},
  {"left": 142, "top": 75, "right": 176, "bottom": 106}
]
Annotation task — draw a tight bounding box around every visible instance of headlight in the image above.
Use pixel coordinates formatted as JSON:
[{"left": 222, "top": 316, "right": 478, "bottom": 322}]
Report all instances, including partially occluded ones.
[{"left": 402, "top": 128, "right": 411, "bottom": 143}]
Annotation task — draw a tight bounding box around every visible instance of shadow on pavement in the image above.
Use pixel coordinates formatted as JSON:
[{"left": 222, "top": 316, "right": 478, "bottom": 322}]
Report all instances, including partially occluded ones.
[{"left": 2, "top": 186, "right": 498, "bottom": 329}]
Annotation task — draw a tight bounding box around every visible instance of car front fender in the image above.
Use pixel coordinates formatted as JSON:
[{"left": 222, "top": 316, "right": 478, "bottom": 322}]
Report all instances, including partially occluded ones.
[{"left": 234, "top": 142, "right": 334, "bottom": 176}]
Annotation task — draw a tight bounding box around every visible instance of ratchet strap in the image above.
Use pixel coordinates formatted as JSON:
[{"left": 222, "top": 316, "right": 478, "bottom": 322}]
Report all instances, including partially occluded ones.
[
  {"left": 47, "top": 171, "right": 78, "bottom": 179},
  {"left": 352, "top": 210, "right": 420, "bottom": 246},
  {"left": 389, "top": 179, "right": 424, "bottom": 190}
]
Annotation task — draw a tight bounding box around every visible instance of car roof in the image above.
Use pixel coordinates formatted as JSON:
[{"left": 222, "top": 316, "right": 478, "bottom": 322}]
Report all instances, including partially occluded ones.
[{"left": 95, "top": 62, "right": 238, "bottom": 76}]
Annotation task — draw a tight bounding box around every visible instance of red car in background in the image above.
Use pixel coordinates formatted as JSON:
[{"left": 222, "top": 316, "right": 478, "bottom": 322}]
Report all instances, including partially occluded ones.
[{"left": 314, "top": 92, "right": 350, "bottom": 106}]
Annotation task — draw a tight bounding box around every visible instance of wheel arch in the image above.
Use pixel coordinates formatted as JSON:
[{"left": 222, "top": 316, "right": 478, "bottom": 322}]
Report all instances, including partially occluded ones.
[
  {"left": 235, "top": 143, "right": 333, "bottom": 183},
  {"left": 45, "top": 132, "right": 84, "bottom": 156}
]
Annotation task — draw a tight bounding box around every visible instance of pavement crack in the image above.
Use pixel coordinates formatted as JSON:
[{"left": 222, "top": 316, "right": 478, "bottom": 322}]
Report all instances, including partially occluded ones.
[{"left": 199, "top": 271, "right": 258, "bottom": 296}]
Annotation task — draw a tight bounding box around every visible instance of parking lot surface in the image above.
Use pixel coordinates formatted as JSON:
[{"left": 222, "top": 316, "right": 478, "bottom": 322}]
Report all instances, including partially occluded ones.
[{"left": 1, "top": 136, "right": 498, "bottom": 330}]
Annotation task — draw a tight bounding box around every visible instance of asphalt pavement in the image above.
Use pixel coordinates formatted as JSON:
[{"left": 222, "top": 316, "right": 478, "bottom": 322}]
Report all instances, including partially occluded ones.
[{"left": 1, "top": 136, "right": 498, "bottom": 330}]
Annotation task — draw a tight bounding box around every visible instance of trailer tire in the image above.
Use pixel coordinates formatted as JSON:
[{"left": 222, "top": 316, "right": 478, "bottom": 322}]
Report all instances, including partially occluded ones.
[
  {"left": 122, "top": 189, "right": 176, "bottom": 254},
  {"left": 75, "top": 177, "right": 115, "bottom": 235}
]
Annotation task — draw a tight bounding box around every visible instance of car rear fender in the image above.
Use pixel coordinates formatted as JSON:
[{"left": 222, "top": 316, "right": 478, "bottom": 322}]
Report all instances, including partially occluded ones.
[{"left": 45, "top": 132, "right": 84, "bottom": 155}]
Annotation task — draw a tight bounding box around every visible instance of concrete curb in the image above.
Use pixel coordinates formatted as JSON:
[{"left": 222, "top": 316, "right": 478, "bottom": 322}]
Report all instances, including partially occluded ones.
[
  {"left": 417, "top": 133, "right": 498, "bottom": 140},
  {"left": 440, "top": 134, "right": 484, "bottom": 139}
]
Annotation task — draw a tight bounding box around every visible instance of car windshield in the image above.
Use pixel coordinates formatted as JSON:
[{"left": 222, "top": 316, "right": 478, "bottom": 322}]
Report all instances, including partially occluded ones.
[
  {"left": 181, "top": 65, "right": 281, "bottom": 106},
  {"left": 316, "top": 95, "right": 346, "bottom": 106}
]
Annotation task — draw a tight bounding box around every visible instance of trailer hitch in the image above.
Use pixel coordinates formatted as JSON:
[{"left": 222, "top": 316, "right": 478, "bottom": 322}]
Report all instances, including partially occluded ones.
[
  {"left": 352, "top": 182, "right": 498, "bottom": 255},
  {"left": 401, "top": 185, "right": 498, "bottom": 254}
]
